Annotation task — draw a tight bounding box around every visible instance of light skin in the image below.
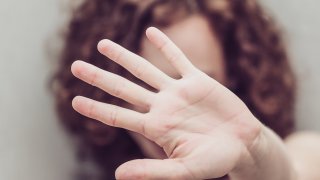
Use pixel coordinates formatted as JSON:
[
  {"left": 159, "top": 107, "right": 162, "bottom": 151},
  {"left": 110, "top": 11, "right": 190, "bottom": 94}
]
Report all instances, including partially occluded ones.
[
  {"left": 128, "top": 15, "right": 225, "bottom": 159},
  {"left": 71, "top": 15, "right": 320, "bottom": 180}
]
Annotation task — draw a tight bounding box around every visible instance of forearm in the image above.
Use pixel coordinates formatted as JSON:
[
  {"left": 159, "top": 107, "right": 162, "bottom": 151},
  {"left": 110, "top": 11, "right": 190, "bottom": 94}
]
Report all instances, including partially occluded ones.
[
  {"left": 229, "top": 125, "right": 297, "bottom": 180},
  {"left": 285, "top": 131, "right": 320, "bottom": 180}
]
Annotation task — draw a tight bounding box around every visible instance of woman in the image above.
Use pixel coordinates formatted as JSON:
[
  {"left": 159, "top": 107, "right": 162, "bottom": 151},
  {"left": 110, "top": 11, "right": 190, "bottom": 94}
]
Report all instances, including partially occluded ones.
[{"left": 52, "top": 0, "right": 320, "bottom": 179}]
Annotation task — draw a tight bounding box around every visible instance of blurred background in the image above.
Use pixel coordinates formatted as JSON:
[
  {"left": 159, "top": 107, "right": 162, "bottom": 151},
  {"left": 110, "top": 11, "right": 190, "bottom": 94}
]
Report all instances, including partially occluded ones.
[{"left": 0, "top": 0, "right": 319, "bottom": 179}]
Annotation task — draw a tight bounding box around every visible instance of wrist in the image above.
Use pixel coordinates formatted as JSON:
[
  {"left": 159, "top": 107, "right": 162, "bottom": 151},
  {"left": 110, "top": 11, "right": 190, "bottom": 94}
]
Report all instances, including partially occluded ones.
[
  {"left": 229, "top": 122, "right": 267, "bottom": 179},
  {"left": 230, "top": 125, "right": 297, "bottom": 180}
]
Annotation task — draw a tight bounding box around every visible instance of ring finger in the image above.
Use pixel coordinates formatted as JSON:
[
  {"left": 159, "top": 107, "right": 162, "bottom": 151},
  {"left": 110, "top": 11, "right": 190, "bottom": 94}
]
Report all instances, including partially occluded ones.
[{"left": 71, "top": 60, "right": 155, "bottom": 109}]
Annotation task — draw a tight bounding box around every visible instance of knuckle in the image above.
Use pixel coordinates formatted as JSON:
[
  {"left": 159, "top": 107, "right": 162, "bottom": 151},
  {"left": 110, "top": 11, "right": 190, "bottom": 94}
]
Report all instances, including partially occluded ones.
[
  {"left": 168, "top": 52, "right": 182, "bottom": 63},
  {"left": 133, "top": 62, "right": 145, "bottom": 78},
  {"left": 114, "top": 48, "right": 125, "bottom": 62},
  {"left": 90, "top": 69, "right": 100, "bottom": 86},
  {"left": 159, "top": 40, "right": 169, "bottom": 52},
  {"left": 87, "top": 101, "right": 97, "bottom": 118},
  {"left": 112, "top": 79, "right": 126, "bottom": 97},
  {"left": 109, "top": 106, "right": 119, "bottom": 127}
]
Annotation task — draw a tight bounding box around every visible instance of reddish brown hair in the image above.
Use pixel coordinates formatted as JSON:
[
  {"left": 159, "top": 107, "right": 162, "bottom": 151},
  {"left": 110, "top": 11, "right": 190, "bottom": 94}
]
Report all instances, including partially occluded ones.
[{"left": 51, "top": 0, "right": 296, "bottom": 179}]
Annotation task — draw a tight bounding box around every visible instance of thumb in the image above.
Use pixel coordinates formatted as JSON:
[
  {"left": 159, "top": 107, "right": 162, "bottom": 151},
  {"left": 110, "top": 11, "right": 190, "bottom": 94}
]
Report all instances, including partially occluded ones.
[{"left": 115, "top": 159, "right": 195, "bottom": 179}]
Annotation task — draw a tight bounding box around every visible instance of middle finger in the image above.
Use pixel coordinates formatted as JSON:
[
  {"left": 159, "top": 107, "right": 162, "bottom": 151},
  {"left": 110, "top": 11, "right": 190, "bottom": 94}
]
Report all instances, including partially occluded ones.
[{"left": 71, "top": 60, "right": 155, "bottom": 109}]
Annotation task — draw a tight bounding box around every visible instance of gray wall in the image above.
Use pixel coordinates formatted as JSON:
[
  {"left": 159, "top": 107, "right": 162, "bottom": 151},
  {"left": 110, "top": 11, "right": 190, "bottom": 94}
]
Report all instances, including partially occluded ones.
[
  {"left": 261, "top": 0, "right": 320, "bottom": 130},
  {"left": 0, "top": 0, "right": 77, "bottom": 180},
  {"left": 0, "top": 0, "right": 319, "bottom": 179}
]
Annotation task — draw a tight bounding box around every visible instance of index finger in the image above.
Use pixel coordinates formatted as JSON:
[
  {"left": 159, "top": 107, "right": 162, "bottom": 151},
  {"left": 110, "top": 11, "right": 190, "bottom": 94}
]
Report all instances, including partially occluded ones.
[
  {"left": 146, "top": 27, "right": 196, "bottom": 77},
  {"left": 98, "top": 39, "right": 173, "bottom": 90}
]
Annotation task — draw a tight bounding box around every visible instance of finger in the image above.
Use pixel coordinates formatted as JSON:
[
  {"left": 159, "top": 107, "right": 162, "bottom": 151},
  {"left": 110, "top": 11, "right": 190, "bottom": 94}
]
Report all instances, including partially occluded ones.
[
  {"left": 97, "top": 39, "right": 173, "bottom": 90},
  {"left": 115, "top": 159, "right": 195, "bottom": 180},
  {"left": 146, "top": 27, "right": 196, "bottom": 76},
  {"left": 72, "top": 96, "right": 146, "bottom": 134},
  {"left": 71, "top": 60, "right": 154, "bottom": 109}
]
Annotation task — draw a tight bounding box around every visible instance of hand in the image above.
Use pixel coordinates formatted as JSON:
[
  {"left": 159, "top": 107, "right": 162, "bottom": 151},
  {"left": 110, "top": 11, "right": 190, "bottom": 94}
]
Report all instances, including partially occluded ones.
[{"left": 71, "top": 27, "right": 262, "bottom": 179}]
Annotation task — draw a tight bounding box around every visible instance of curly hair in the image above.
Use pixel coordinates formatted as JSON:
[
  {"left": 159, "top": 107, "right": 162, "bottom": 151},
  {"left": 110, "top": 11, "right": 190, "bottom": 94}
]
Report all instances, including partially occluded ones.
[{"left": 51, "top": 0, "right": 296, "bottom": 179}]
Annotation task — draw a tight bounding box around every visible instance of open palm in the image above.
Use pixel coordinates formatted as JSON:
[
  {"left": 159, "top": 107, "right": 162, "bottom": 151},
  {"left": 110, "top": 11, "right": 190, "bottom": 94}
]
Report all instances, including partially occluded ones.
[{"left": 71, "top": 27, "right": 262, "bottom": 179}]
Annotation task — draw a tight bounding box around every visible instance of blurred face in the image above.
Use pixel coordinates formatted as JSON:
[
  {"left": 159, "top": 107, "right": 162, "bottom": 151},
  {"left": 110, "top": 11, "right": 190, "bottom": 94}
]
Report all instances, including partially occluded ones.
[
  {"left": 141, "top": 14, "right": 226, "bottom": 82},
  {"left": 129, "top": 14, "right": 226, "bottom": 159}
]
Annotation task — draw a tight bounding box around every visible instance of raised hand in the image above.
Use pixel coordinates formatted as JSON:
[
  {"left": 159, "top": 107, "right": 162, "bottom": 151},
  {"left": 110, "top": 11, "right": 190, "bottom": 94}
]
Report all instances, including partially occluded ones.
[{"left": 71, "top": 27, "right": 262, "bottom": 179}]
